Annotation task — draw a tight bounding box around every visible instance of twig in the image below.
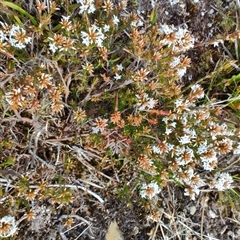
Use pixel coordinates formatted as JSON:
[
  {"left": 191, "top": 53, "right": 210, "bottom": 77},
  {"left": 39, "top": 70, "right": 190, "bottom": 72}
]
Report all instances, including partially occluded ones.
[
  {"left": 63, "top": 221, "right": 85, "bottom": 234},
  {"left": 165, "top": 186, "right": 182, "bottom": 240},
  {"left": 80, "top": 79, "right": 133, "bottom": 105},
  {"left": 56, "top": 224, "right": 68, "bottom": 240},
  {"left": 60, "top": 215, "right": 91, "bottom": 225},
  {"left": 177, "top": 218, "right": 201, "bottom": 238},
  {"left": 78, "top": 179, "right": 104, "bottom": 189},
  {"left": 221, "top": 156, "right": 240, "bottom": 171},
  {"left": 0, "top": 178, "right": 15, "bottom": 191},
  {"left": 29, "top": 149, "right": 55, "bottom": 169},
  {"left": 200, "top": 196, "right": 209, "bottom": 240},
  {"left": 28, "top": 184, "right": 104, "bottom": 203},
  {"left": 158, "top": 222, "right": 166, "bottom": 240},
  {"left": 225, "top": 217, "right": 240, "bottom": 225},
  {"left": 235, "top": 0, "right": 240, "bottom": 60},
  {"left": 71, "top": 145, "right": 115, "bottom": 182},
  {"left": 221, "top": 42, "right": 234, "bottom": 60},
  {"left": 150, "top": 222, "right": 159, "bottom": 240},
  {"left": 75, "top": 224, "right": 92, "bottom": 240}
]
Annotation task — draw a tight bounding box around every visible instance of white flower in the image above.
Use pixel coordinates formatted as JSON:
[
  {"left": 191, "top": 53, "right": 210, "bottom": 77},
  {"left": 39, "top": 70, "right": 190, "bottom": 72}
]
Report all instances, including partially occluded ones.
[
  {"left": 152, "top": 145, "right": 161, "bottom": 154},
  {"left": 140, "top": 182, "right": 161, "bottom": 199},
  {"left": 213, "top": 172, "right": 233, "bottom": 191},
  {"left": 8, "top": 25, "right": 31, "bottom": 49},
  {"left": 0, "top": 30, "right": 7, "bottom": 42},
  {"left": 179, "top": 168, "right": 194, "bottom": 181},
  {"left": 162, "top": 117, "right": 169, "bottom": 124},
  {"left": 114, "top": 73, "right": 121, "bottom": 80},
  {"left": 183, "top": 128, "right": 196, "bottom": 139},
  {"left": 95, "top": 36, "right": 104, "bottom": 47},
  {"left": 159, "top": 24, "right": 176, "bottom": 35},
  {"left": 180, "top": 113, "right": 188, "bottom": 126},
  {"left": 178, "top": 134, "right": 191, "bottom": 145},
  {"left": 147, "top": 98, "right": 156, "bottom": 109},
  {"left": 192, "top": 109, "right": 210, "bottom": 123},
  {"left": 167, "top": 143, "right": 174, "bottom": 152},
  {"left": 170, "top": 121, "right": 176, "bottom": 128},
  {"left": 103, "top": 24, "right": 110, "bottom": 32},
  {"left": 116, "top": 64, "right": 124, "bottom": 71},
  {"left": 49, "top": 43, "right": 58, "bottom": 53},
  {"left": 81, "top": 30, "right": 91, "bottom": 46},
  {"left": 177, "top": 67, "right": 187, "bottom": 78},
  {"left": 160, "top": 25, "right": 194, "bottom": 52},
  {"left": 5, "top": 88, "right": 25, "bottom": 106},
  {"left": 60, "top": 15, "right": 74, "bottom": 31},
  {"left": 81, "top": 26, "right": 105, "bottom": 47},
  {"left": 191, "top": 84, "right": 205, "bottom": 99},
  {"left": 92, "top": 117, "right": 108, "bottom": 134},
  {"left": 136, "top": 93, "right": 156, "bottom": 111},
  {"left": 184, "top": 185, "right": 200, "bottom": 200},
  {"left": 197, "top": 141, "right": 208, "bottom": 154},
  {"left": 165, "top": 127, "right": 173, "bottom": 135},
  {"left": 96, "top": 28, "right": 105, "bottom": 47},
  {"left": 169, "top": 0, "right": 180, "bottom": 5},
  {"left": 131, "top": 19, "right": 144, "bottom": 27},
  {"left": 176, "top": 146, "right": 194, "bottom": 165},
  {"left": 61, "top": 15, "right": 70, "bottom": 21},
  {"left": 9, "top": 25, "right": 20, "bottom": 35},
  {"left": 216, "top": 137, "right": 233, "bottom": 154},
  {"left": 112, "top": 15, "right": 120, "bottom": 26},
  {"left": 77, "top": 0, "right": 96, "bottom": 14},
  {"left": 0, "top": 216, "right": 18, "bottom": 237},
  {"left": 191, "top": 83, "right": 201, "bottom": 91},
  {"left": 202, "top": 160, "right": 217, "bottom": 171},
  {"left": 170, "top": 56, "right": 181, "bottom": 68},
  {"left": 151, "top": 0, "right": 157, "bottom": 8},
  {"left": 233, "top": 143, "right": 240, "bottom": 154},
  {"left": 212, "top": 40, "right": 223, "bottom": 47},
  {"left": 92, "top": 126, "right": 100, "bottom": 134},
  {"left": 174, "top": 98, "right": 184, "bottom": 108},
  {"left": 175, "top": 28, "right": 188, "bottom": 40}
]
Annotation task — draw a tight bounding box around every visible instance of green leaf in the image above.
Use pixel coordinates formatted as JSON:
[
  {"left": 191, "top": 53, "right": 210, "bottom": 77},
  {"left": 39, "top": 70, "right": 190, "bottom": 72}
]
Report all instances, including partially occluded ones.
[
  {"left": 150, "top": 7, "right": 157, "bottom": 25},
  {"left": 68, "top": 3, "right": 80, "bottom": 11},
  {"left": 51, "top": 23, "right": 61, "bottom": 32},
  {"left": 1, "top": 1, "right": 38, "bottom": 26},
  {"left": 13, "top": 15, "right": 23, "bottom": 25},
  {"left": 0, "top": 156, "right": 15, "bottom": 168},
  {"left": 231, "top": 73, "right": 240, "bottom": 82}
]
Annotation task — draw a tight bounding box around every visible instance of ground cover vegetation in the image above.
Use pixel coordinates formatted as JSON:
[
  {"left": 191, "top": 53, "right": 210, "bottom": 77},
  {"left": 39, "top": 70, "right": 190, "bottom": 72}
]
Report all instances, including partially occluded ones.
[{"left": 0, "top": 0, "right": 239, "bottom": 239}]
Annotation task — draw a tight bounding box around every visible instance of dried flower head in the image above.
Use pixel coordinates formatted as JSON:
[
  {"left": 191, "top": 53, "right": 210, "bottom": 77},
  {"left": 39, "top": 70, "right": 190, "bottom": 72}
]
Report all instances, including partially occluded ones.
[
  {"left": 64, "top": 218, "right": 75, "bottom": 228},
  {"left": 110, "top": 111, "right": 121, "bottom": 124},
  {"left": 37, "top": 73, "right": 53, "bottom": 90},
  {"left": 92, "top": 117, "right": 108, "bottom": 133},
  {"left": 60, "top": 16, "right": 74, "bottom": 31},
  {"left": 138, "top": 154, "right": 155, "bottom": 172},
  {"left": 25, "top": 210, "right": 35, "bottom": 221},
  {"left": 74, "top": 108, "right": 87, "bottom": 122}
]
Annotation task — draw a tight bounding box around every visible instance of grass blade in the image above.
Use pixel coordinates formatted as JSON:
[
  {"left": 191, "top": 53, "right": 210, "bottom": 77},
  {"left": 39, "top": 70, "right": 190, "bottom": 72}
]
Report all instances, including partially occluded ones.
[{"left": 1, "top": 1, "right": 38, "bottom": 26}]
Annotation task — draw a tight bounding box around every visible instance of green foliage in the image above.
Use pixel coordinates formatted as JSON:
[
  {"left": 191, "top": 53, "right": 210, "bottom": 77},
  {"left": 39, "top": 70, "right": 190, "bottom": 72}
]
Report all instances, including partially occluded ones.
[
  {"left": 1, "top": 1, "right": 38, "bottom": 26},
  {"left": 116, "top": 183, "right": 132, "bottom": 204},
  {"left": 150, "top": 7, "right": 158, "bottom": 25},
  {"left": 0, "top": 157, "right": 15, "bottom": 168},
  {"left": 0, "top": 0, "right": 239, "bottom": 238},
  {"left": 218, "top": 188, "right": 240, "bottom": 213}
]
